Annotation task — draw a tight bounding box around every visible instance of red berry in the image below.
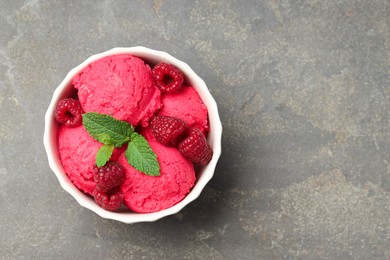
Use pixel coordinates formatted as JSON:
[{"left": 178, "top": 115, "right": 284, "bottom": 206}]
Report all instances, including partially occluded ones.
[
  {"left": 152, "top": 62, "right": 184, "bottom": 93},
  {"left": 178, "top": 127, "right": 213, "bottom": 165},
  {"left": 93, "top": 188, "right": 123, "bottom": 211},
  {"left": 93, "top": 161, "right": 125, "bottom": 193},
  {"left": 150, "top": 115, "right": 189, "bottom": 147},
  {"left": 54, "top": 98, "right": 83, "bottom": 127}
]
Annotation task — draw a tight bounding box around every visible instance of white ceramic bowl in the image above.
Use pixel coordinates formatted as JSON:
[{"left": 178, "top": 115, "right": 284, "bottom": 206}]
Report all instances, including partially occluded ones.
[{"left": 43, "top": 47, "right": 222, "bottom": 223}]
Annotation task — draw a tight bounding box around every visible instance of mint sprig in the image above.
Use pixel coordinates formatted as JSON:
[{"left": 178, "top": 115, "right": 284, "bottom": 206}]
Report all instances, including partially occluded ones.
[{"left": 82, "top": 112, "right": 160, "bottom": 176}]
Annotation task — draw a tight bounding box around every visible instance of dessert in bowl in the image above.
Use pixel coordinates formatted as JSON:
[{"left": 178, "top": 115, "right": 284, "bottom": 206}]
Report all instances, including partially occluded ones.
[{"left": 43, "top": 47, "right": 222, "bottom": 223}]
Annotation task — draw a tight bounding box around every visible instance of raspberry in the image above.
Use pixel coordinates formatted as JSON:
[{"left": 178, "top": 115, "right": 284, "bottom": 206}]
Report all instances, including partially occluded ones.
[
  {"left": 178, "top": 127, "right": 213, "bottom": 165},
  {"left": 150, "top": 115, "right": 189, "bottom": 147},
  {"left": 152, "top": 62, "right": 184, "bottom": 93},
  {"left": 93, "top": 161, "right": 125, "bottom": 192},
  {"left": 93, "top": 188, "right": 123, "bottom": 211},
  {"left": 54, "top": 98, "right": 83, "bottom": 127}
]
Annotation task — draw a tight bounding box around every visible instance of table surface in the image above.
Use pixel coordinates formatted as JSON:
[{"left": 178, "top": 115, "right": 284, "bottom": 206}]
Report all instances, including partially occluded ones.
[{"left": 1, "top": 1, "right": 389, "bottom": 259}]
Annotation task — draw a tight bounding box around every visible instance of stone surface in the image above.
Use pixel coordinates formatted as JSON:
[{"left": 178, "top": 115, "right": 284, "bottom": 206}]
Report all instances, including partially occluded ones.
[{"left": 1, "top": 0, "right": 389, "bottom": 259}]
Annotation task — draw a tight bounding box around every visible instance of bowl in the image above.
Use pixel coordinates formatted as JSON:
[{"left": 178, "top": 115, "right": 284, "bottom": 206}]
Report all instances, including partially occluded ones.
[{"left": 43, "top": 47, "right": 222, "bottom": 223}]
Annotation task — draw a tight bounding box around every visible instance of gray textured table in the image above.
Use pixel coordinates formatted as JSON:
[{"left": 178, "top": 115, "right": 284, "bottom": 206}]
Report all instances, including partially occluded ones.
[{"left": 1, "top": 1, "right": 389, "bottom": 259}]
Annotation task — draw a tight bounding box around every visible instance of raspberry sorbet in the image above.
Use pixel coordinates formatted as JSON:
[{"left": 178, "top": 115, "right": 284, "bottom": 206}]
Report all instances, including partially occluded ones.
[{"left": 56, "top": 53, "right": 211, "bottom": 213}]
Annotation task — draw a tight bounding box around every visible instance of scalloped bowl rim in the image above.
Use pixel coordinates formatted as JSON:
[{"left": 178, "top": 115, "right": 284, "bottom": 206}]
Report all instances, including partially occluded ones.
[{"left": 43, "top": 47, "right": 222, "bottom": 223}]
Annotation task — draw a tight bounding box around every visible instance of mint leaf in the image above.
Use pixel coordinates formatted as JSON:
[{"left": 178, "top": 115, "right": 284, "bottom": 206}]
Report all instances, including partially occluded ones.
[
  {"left": 96, "top": 144, "right": 114, "bottom": 167},
  {"left": 125, "top": 133, "right": 160, "bottom": 176},
  {"left": 82, "top": 112, "right": 134, "bottom": 147}
]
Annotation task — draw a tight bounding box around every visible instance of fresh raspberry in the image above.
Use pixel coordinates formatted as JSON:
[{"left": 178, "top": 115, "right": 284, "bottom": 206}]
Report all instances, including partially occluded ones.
[
  {"left": 150, "top": 115, "right": 189, "bottom": 147},
  {"left": 93, "top": 161, "right": 125, "bottom": 193},
  {"left": 93, "top": 188, "right": 123, "bottom": 211},
  {"left": 178, "top": 127, "right": 213, "bottom": 165},
  {"left": 152, "top": 62, "right": 184, "bottom": 93},
  {"left": 54, "top": 98, "right": 83, "bottom": 127}
]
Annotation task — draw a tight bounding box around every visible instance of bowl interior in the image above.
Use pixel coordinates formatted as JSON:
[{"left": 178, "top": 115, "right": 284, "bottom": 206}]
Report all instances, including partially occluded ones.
[{"left": 44, "top": 47, "right": 222, "bottom": 223}]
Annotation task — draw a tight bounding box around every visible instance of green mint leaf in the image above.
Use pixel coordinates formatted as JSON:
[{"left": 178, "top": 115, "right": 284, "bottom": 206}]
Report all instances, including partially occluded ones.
[
  {"left": 125, "top": 133, "right": 160, "bottom": 176},
  {"left": 82, "top": 112, "right": 134, "bottom": 147},
  {"left": 96, "top": 144, "right": 114, "bottom": 167}
]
